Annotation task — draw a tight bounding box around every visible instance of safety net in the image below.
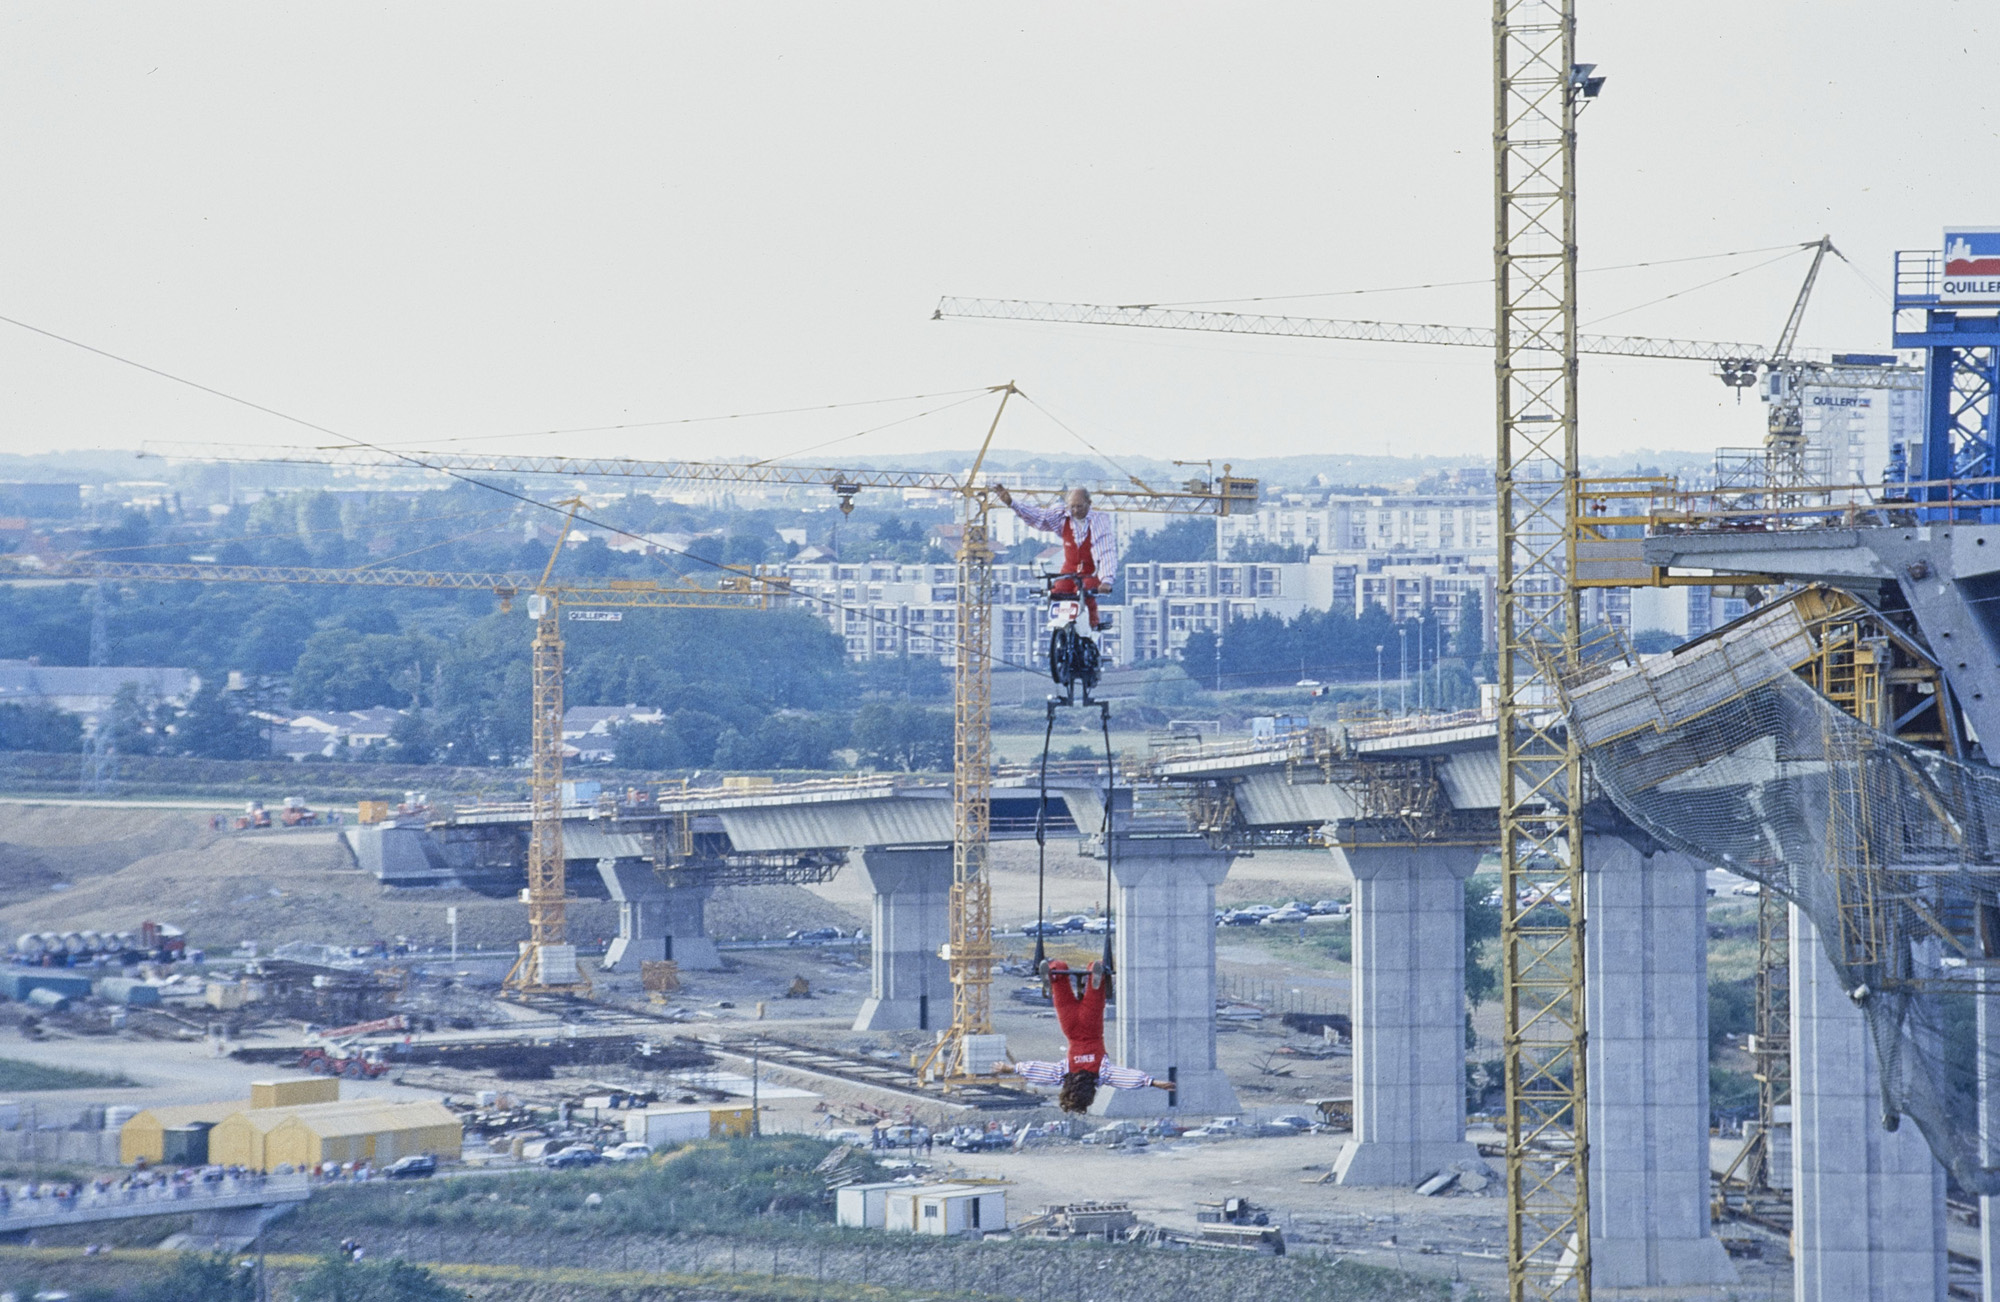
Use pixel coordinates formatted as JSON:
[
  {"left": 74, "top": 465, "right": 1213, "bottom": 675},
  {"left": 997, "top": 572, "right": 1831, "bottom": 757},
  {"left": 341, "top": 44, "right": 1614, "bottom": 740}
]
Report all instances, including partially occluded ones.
[{"left": 1561, "top": 608, "right": 2000, "bottom": 1193}]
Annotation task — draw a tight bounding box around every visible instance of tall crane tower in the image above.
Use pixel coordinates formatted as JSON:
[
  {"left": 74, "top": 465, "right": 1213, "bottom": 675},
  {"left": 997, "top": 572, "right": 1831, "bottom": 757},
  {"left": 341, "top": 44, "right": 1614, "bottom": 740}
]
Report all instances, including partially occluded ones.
[
  {"left": 938, "top": 10, "right": 1603, "bottom": 1291},
  {"left": 1493, "top": 7, "right": 1592, "bottom": 1296},
  {"left": 31, "top": 551, "right": 785, "bottom": 995},
  {"left": 145, "top": 398, "right": 1257, "bottom": 1076}
]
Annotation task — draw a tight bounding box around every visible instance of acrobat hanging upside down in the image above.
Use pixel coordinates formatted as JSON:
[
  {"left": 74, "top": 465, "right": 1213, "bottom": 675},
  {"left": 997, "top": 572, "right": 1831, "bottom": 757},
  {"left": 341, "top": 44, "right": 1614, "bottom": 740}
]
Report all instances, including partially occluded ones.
[{"left": 993, "top": 960, "right": 1174, "bottom": 1113}]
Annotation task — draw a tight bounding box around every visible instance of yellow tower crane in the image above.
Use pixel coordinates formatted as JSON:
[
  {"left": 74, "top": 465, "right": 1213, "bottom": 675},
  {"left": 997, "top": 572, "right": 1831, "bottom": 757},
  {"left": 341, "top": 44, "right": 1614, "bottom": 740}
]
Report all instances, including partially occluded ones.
[
  {"left": 30, "top": 544, "right": 786, "bottom": 996},
  {"left": 143, "top": 386, "right": 1258, "bottom": 1079}
]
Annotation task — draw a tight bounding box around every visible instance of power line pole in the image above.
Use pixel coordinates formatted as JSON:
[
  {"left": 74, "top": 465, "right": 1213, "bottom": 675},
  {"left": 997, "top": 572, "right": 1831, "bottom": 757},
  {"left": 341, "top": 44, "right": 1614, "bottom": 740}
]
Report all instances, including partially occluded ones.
[{"left": 82, "top": 579, "right": 112, "bottom": 793}]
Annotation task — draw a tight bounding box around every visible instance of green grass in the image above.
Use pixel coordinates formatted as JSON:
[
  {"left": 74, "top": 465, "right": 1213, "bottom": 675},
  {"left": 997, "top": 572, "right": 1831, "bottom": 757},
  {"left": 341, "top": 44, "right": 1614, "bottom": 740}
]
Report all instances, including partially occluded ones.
[
  {"left": 1706, "top": 903, "right": 1761, "bottom": 983},
  {"left": 1220, "top": 918, "right": 1352, "bottom": 967},
  {"left": 0, "top": 1058, "right": 137, "bottom": 1091},
  {"left": 282, "top": 1137, "right": 863, "bottom": 1241}
]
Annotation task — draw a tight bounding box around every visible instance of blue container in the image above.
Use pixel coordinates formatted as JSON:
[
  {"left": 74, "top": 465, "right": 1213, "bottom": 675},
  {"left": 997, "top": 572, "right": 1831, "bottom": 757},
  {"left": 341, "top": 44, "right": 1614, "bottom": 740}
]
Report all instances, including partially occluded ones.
[{"left": 1, "top": 972, "right": 93, "bottom": 1002}]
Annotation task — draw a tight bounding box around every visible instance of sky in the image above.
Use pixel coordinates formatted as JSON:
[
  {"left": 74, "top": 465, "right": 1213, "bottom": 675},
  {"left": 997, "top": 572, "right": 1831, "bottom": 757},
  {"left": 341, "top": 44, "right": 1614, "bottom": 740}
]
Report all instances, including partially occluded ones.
[{"left": 1, "top": 3, "right": 1995, "bottom": 473}]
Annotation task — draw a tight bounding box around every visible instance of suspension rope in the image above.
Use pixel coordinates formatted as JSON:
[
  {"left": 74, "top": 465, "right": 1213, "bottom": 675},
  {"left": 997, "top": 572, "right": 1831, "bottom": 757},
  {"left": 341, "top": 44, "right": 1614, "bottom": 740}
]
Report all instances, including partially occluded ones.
[
  {"left": 1033, "top": 699, "right": 1056, "bottom": 983},
  {"left": 1099, "top": 699, "right": 1115, "bottom": 971}
]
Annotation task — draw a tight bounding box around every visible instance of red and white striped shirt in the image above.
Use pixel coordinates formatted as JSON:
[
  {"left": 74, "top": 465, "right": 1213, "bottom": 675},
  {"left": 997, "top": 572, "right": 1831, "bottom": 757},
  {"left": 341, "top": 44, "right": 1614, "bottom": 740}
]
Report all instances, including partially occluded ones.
[{"left": 1013, "top": 1060, "right": 1155, "bottom": 1091}]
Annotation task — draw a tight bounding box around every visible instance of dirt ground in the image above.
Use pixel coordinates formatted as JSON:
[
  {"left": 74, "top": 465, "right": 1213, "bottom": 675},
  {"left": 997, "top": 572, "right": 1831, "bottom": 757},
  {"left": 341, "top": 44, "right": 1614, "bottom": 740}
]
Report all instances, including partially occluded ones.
[
  {"left": 0, "top": 800, "right": 1807, "bottom": 1298},
  {"left": 0, "top": 802, "right": 867, "bottom": 953}
]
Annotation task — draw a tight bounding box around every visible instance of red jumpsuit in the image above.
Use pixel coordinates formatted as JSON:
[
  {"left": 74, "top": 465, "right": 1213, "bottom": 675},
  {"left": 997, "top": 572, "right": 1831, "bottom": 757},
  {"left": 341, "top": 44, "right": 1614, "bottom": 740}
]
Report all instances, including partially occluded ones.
[
  {"left": 1053, "top": 516, "right": 1103, "bottom": 631},
  {"left": 1047, "top": 960, "right": 1107, "bottom": 1074}
]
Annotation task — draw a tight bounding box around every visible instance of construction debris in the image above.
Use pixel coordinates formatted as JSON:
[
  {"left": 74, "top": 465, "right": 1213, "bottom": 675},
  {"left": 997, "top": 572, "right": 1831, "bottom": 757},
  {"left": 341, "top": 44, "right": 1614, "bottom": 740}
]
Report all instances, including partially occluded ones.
[{"left": 1017, "top": 1201, "right": 1140, "bottom": 1241}]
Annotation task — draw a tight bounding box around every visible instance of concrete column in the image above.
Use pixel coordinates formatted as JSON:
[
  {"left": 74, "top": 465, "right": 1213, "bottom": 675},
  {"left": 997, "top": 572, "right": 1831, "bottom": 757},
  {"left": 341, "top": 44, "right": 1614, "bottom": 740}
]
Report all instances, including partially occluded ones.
[
  {"left": 1330, "top": 839, "right": 1482, "bottom": 1185},
  {"left": 1981, "top": 984, "right": 2000, "bottom": 1302},
  {"left": 1581, "top": 836, "right": 1737, "bottom": 1287},
  {"left": 1095, "top": 836, "right": 1238, "bottom": 1117},
  {"left": 592, "top": 858, "right": 721, "bottom": 971},
  {"left": 660, "top": 882, "right": 721, "bottom": 971},
  {"left": 1791, "top": 904, "right": 1947, "bottom": 1302},
  {"left": 852, "top": 847, "right": 950, "bottom": 1031},
  {"left": 597, "top": 859, "right": 666, "bottom": 971}
]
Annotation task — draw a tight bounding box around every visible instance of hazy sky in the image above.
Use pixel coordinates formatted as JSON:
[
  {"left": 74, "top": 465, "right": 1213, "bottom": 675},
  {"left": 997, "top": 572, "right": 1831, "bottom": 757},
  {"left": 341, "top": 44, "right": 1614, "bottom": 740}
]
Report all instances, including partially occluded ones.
[{"left": 2, "top": 3, "right": 1995, "bottom": 470}]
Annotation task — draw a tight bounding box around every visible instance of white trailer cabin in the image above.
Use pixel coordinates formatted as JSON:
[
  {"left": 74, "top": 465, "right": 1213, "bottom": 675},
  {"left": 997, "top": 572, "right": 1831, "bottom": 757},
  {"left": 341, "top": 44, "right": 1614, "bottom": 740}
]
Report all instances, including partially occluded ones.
[
  {"left": 883, "top": 1183, "right": 1006, "bottom": 1237},
  {"left": 836, "top": 1181, "right": 909, "bottom": 1229}
]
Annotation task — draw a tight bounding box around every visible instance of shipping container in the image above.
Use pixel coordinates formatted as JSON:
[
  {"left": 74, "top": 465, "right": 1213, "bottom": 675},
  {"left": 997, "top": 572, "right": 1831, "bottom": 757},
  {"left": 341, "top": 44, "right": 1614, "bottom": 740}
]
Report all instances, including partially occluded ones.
[
  {"left": 251, "top": 1078, "right": 341, "bottom": 1109},
  {"left": 1, "top": 972, "right": 93, "bottom": 1002},
  {"left": 623, "top": 1104, "right": 755, "bottom": 1146}
]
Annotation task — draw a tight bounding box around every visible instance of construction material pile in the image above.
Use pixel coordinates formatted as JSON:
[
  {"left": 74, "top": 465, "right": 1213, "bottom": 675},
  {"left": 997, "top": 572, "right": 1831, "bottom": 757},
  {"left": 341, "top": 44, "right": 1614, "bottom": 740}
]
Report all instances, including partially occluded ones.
[{"left": 1560, "top": 609, "right": 2000, "bottom": 1193}]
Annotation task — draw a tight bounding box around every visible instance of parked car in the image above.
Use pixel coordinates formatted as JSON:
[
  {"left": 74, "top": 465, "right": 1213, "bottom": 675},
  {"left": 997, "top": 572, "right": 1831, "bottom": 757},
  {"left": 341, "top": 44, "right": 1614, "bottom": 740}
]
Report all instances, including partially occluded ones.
[
  {"left": 603, "top": 1142, "right": 653, "bottom": 1163},
  {"left": 383, "top": 1154, "right": 437, "bottom": 1179},
  {"left": 822, "top": 1128, "right": 871, "bottom": 1146},
  {"left": 1731, "top": 882, "right": 1762, "bottom": 897},
  {"left": 1020, "top": 919, "right": 1071, "bottom": 937},
  {"left": 1052, "top": 914, "right": 1091, "bottom": 933},
  {"left": 1220, "top": 911, "right": 1264, "bottom": 927},
  {"left": 1238, "top": 904, "right": 1279, "bottom": 918},
  {"left": 1082, "top": 1121, "right": 1147, "bottom": 1147},
  {"left": 1261, "top": 908, "right": 1312, "bottom": 925},
  {"left": 1265, "top": 1114, "right": 1314, "bottom": 1132},
  {"left": 880, "top": 1124, "right": 931, "bottom": 1147},
  {"left": 1184, "top": 1117, "right": 1244, "bottom": 1139},
  {"left": 951, "top": 1129, "right": 1013, "bottom": 1153},
  {"left": 542, "top": 1145, "right": 600, "bottom": 1169},
  {"left": 1080, "top": 916, "right": 1113, "bottom": 934},
  {"left": 1308, "top": 900, "right": 1350, "bottom": 917},
  {"left": 787, "top": 926, "right": 844, "bottom": 945}
]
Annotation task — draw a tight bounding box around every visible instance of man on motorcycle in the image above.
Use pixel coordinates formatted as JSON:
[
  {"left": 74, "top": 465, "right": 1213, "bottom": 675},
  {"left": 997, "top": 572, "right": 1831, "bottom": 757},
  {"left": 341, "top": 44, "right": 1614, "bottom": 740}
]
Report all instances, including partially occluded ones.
[{"left": 993, "top": 485, "right": 1117, "bottom": 630}]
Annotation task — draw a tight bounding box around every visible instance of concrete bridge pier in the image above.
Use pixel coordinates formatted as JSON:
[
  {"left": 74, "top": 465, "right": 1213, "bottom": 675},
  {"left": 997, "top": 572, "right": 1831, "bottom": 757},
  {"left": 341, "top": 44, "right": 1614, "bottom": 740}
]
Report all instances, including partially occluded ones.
[
  {"left": 1329, "top": 838, "right": 1483, "bottom": 1185},
  {"left": 1580, "top": 835, "right": 1736, "bottom": 1287},
  {"left": 598, "top": 858, "right": 667, "bottom": 971},
  {"left": 1791, "top": 904, "right": 1947, "bottom": 1302},
  {"left": 1094, "top": 835, "right": 1238, "bottom": 1117},
  {"left": 595, "top": 858, "right": 721, "bottom": 972},
  {"left": 853, "top": 847, "right": 951, "bottom": 1031}
]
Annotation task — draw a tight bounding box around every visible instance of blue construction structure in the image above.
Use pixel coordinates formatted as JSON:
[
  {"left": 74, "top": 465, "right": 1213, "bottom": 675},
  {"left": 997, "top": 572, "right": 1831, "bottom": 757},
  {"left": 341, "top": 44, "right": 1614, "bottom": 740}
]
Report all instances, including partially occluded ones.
[{"left": 1894, "top": 232, "right": 2000, "bottom": 515}]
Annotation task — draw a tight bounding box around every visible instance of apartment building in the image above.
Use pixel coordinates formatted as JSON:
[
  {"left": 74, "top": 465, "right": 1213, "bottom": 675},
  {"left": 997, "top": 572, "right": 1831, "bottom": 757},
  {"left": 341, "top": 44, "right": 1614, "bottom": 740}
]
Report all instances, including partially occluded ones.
[
  {"left": 1214, "top": 493, "right": 1498, "bottom": 558},
  {"left": 776, "top": 560, "right": 1126, "bottom": 668},
  {"left": 1118, "top": 561, "right": 1308, "bottom": 662}
]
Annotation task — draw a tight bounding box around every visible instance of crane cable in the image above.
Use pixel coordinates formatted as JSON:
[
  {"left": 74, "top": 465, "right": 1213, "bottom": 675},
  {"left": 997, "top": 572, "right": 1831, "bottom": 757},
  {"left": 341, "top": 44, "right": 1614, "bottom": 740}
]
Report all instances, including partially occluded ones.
[
  {"left": 0, "top": 309, "right": 1061, "bottom": 680},
  {"left": 1032, "top": 699, "right": 1056, "bottom": 987}
]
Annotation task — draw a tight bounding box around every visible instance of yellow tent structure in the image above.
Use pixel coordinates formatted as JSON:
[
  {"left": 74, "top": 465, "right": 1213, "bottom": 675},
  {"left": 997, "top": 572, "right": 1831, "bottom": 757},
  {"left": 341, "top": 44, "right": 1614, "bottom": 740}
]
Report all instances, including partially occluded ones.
[
  {"left": 264, "top": 1099, "right": 460, "bottom": 1171},
  {"left": 141, "top": 1096, "right": 461, "bottom": 1173},
  {"left": 120, "top": 1100, "right": 249, "bottom": 1165}
]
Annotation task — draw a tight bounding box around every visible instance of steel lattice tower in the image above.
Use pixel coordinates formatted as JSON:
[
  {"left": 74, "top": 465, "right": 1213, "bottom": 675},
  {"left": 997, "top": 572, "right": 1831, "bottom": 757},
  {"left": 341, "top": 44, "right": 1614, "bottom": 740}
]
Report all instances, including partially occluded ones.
[{"left": 1494, "top": 2, "right": 1591, "bottom": 1296}]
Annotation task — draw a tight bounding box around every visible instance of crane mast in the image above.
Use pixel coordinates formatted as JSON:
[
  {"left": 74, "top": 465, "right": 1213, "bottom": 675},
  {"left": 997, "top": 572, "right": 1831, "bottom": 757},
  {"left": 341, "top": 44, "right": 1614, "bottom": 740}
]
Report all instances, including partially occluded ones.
[
  {"left": 1495, "top": 4, "right": 1591, "bottom": 1297},
  {"left": 932, "top": 385, "right": 1013, "bottom": 1082}
]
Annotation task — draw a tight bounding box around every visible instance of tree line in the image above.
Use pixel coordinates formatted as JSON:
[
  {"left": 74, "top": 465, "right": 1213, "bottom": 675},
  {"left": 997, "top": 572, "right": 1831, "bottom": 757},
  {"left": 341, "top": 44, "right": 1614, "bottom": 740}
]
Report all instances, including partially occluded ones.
[{"left": 0, "top": 485, "right": 1493, "bottom": 769}]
